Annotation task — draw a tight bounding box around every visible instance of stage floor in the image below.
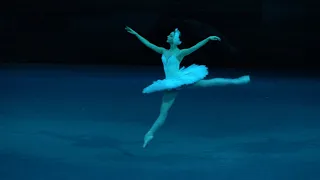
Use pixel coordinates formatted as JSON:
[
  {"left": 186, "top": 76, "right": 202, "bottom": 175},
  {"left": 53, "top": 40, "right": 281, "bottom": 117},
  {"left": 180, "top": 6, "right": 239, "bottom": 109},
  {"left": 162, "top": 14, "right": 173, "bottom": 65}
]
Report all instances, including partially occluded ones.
[{"left": 1, "top": 64, "right": 320, "bottom": 180}]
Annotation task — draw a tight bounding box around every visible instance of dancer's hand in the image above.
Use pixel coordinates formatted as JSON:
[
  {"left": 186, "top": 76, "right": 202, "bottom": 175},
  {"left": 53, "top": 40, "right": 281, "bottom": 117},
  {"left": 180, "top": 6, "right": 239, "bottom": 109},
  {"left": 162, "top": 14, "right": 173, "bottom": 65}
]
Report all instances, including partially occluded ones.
[
  {"left": 125, "top": 26, "right": 137, "bottom": 35},
  {"left": 209, "top": 36, "right": 221, "bottom": 41}
]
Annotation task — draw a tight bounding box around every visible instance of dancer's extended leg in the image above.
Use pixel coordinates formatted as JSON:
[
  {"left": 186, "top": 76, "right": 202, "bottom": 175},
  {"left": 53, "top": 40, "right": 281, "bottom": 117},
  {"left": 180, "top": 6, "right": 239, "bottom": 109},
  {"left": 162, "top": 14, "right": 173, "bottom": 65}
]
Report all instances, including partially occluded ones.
[
  {"left": 143, "top": 91, "right": 178, "bottom": 148},
  {"left": 193, "top": 75, "right": 250, "bottom": 88}
]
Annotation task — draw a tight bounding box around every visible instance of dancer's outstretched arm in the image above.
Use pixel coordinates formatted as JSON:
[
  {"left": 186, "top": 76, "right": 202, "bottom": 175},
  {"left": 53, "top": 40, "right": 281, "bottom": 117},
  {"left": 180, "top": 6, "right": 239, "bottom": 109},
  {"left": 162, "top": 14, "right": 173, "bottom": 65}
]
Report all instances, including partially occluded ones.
[
  {"left": 180, "top": 36, "right": 221, "bottom": 57},
  {"left": 125, "top": 26, "right": 165, "bottom": 54}
]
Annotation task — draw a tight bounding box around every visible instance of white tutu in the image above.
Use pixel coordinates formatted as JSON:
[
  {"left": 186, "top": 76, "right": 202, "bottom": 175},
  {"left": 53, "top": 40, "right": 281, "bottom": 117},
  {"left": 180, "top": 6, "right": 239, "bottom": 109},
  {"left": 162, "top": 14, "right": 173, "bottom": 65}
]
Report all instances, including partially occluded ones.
[{"left": 143, "top": 64, "right": 208, "bottom": 94}]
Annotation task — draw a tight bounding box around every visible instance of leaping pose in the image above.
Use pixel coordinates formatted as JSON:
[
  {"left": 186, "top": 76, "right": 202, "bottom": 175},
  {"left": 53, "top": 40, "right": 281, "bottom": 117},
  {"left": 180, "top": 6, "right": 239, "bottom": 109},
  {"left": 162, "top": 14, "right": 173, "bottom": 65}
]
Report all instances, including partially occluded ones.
[{"left": 125, "top": 26, "right": 250, "bottom": 148}]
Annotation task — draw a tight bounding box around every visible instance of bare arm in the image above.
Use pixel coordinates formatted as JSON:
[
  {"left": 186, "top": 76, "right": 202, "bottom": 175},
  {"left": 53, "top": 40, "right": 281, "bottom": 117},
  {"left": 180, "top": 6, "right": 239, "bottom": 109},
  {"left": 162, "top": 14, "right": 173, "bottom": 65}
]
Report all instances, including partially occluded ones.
[
  {"left": 125, "top": 26, "right": 165, "bottom": 54},
  {"left": 180, "top": 36, "right": 221, "bottom": 57},
  {"left": 134, "top": 33, "right": 165, "bottom": 54}
]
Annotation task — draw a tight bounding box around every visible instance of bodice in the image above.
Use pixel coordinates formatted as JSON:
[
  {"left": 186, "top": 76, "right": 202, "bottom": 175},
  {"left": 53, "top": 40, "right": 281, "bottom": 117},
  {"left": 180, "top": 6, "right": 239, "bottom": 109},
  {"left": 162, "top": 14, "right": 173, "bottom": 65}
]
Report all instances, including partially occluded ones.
[{"left": 161, "top": 54, "right": 180, "bottom": 78}]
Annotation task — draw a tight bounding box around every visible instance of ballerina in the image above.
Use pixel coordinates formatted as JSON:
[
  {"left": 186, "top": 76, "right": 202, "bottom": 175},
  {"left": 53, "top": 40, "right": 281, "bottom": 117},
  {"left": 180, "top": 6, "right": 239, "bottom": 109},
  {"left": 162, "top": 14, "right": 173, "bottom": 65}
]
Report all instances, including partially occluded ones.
[{"left": 125, "top": 26, "right": 250, "bottom": 148}]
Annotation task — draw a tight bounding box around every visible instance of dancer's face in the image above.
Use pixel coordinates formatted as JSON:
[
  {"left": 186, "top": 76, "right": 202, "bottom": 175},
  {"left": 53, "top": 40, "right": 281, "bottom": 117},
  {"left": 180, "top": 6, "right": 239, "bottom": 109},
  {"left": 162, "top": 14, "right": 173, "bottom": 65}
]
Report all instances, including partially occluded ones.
[{"left": 166, "top": 32, "right": 174, "bottom": 44}]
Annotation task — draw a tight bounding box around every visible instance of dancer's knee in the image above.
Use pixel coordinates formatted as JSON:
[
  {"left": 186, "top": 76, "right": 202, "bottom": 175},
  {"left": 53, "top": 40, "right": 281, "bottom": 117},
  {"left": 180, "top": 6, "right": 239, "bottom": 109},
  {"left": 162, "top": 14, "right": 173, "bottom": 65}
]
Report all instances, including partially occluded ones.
[{"left": 159, "top": 107, "right": 169, "bottom": 118}]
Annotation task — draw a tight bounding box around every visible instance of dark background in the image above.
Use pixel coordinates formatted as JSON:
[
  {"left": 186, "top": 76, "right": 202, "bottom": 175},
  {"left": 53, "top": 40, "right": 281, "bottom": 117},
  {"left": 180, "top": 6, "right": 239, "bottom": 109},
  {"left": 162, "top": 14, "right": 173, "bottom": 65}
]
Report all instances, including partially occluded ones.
[{"left": 3, "top": 0, "right": 313, "bottom": 70}]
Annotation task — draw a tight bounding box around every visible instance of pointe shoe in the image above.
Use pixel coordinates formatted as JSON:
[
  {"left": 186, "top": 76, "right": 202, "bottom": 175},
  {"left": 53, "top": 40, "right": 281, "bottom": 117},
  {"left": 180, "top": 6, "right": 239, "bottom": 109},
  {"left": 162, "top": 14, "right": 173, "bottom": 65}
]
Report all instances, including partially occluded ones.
[
  {"left": 235, "top": 75, "right": 250, "bottom": 84},
  {"left": 143, "top": 132, "right": 154, "bottom": 148}
]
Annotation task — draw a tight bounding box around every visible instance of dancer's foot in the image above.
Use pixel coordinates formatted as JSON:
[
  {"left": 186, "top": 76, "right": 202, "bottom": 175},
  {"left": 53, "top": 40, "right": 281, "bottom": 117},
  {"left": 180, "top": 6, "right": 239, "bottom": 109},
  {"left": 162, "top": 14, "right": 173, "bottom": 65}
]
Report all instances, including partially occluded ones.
[
  {"left": 143, "top": 132, "right": 154, "bottom": 148},
  {"left": 234, "top": 75, "right": 250, "bottom": 84}
]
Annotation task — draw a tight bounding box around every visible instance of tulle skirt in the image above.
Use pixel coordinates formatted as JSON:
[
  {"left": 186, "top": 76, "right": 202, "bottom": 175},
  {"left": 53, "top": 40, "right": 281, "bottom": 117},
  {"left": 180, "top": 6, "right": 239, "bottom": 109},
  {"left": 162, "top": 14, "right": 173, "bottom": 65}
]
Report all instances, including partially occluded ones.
[{"left": 143, "top": 64, "right": 208, "bottom": 94}]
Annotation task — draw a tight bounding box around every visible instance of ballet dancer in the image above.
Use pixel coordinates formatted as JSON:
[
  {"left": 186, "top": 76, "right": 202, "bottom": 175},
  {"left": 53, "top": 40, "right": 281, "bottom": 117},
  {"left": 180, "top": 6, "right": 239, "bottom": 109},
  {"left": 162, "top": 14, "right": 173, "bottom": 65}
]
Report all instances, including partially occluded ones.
[{"left": 125, "top": 26, "right": 250, "bottom": 148}]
